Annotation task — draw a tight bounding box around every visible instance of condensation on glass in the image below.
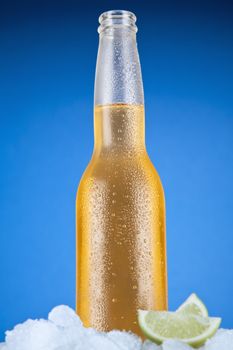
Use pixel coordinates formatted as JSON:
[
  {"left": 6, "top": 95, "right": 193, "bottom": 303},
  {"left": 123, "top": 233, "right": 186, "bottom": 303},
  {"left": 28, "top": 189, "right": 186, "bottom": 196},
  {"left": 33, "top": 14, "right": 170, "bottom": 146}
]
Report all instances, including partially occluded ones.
[{"left": 76, "top": 10, "right": 168, "bottom": 336}]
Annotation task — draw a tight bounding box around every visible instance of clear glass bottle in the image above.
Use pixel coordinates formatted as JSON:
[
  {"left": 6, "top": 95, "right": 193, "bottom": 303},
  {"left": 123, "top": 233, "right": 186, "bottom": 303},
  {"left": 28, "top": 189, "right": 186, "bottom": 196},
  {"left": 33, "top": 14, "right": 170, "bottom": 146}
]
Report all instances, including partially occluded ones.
[{"left": 76, "top": 10, "right": 167, "bottom": 336}]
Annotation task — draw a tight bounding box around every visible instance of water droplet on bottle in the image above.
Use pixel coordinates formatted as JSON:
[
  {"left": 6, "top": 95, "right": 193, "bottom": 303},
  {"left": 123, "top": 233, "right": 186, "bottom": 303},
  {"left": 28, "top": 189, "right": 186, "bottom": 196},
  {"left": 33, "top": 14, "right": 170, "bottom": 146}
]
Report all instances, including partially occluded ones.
[{"left": 112, "top": 298, "right": 117, "bottom": 303}]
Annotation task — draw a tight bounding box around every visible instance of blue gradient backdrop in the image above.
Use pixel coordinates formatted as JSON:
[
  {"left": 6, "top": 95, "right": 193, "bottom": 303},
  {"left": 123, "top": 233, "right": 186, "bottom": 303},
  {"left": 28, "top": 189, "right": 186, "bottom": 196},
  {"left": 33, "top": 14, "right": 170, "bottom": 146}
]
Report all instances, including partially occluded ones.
[{"left": 0, "top": 0, "right": 233, "bottom": 341}]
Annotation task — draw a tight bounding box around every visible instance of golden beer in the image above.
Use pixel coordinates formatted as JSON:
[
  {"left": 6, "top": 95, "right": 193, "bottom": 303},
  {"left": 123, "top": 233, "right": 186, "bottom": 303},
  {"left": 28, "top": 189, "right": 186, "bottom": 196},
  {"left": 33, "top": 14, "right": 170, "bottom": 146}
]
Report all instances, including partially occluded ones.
[{"left": 76, "top": 11, "right": 167, "bottom": 336}]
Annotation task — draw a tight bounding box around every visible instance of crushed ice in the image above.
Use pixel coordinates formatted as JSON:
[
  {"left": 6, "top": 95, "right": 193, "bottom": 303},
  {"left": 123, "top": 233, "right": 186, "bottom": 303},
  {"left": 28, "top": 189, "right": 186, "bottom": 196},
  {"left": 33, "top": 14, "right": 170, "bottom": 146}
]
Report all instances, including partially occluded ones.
[{"left": 0, "top": 305, "right": 232, "bottom": 350}]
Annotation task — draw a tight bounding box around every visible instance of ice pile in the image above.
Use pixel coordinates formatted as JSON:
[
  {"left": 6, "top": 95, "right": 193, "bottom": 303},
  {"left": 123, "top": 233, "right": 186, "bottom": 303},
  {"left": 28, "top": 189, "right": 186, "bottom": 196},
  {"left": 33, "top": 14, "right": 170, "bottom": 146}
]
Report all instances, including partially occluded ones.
[{"left": 0, "top": 305, "right": 232, "bottom": 350}]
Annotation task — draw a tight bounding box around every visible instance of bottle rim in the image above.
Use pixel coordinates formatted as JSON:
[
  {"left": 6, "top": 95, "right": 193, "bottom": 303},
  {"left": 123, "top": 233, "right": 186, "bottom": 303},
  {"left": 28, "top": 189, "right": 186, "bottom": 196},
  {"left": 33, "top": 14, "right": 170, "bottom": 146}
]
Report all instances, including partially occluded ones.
[{"left": 98, "top": 10, "right": 137, "bottom": 34}]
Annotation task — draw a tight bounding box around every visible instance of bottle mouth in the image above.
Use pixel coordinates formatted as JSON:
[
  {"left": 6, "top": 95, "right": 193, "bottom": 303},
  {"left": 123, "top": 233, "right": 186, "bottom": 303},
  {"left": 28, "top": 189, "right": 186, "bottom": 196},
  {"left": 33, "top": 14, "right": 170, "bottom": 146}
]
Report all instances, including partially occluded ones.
[{"left": 98, "top": 10, "right": 137, "bottom": 34}]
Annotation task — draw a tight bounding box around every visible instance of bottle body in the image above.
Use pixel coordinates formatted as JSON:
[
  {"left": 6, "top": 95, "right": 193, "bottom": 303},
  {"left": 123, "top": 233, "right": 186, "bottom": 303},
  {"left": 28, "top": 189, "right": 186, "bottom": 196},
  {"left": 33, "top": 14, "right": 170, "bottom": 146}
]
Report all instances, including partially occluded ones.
[{"left": 76, "top": 104, "right": 167, "bottom": 335}]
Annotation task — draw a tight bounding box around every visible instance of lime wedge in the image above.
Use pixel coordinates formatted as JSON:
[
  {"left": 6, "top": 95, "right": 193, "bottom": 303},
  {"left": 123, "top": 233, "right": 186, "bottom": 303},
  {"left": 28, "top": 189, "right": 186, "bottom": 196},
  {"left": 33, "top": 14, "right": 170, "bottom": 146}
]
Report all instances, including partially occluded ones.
[
  {"left": 177, "top": 293, "right": 208, "bottom": 317},
  {"left": 138, "top": 310, "right": 221, "bottom": 348}
]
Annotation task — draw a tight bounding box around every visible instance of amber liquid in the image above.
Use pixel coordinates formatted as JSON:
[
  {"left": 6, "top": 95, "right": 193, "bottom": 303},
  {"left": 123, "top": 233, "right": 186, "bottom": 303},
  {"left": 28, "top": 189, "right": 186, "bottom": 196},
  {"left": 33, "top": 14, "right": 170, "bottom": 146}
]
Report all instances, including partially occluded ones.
[{"left": 76, "top": 104, "right": 167, "bottom": 336}]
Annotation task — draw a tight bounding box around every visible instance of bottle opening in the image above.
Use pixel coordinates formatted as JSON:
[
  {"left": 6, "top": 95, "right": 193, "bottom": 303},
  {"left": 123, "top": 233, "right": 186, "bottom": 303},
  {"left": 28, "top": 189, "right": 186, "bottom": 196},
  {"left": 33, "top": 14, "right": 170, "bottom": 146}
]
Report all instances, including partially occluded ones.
[{"left": 98, "top": 10, "right": 137, "bottom": 34}]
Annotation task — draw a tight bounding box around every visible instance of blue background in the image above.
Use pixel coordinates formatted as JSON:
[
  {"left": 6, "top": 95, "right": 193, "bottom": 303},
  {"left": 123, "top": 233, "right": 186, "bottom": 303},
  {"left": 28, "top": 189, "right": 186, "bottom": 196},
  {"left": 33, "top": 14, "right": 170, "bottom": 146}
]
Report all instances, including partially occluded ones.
[{"left": 0, "top": 0, "right": 233, "bottom": 341}]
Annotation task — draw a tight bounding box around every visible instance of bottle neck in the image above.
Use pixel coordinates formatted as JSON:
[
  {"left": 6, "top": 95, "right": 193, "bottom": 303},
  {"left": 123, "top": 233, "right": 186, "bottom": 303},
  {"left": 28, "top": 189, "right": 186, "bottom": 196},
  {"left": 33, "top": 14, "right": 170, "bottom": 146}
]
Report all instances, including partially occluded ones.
[
  {"left": 94, "top": 27, "right": 144, "bottom": 106},
  {"left": 94, "top": 11, "right": 145, "bottom": 154},
  {"left": 94, "top": 104, "right": 145, "bottom": 154}
]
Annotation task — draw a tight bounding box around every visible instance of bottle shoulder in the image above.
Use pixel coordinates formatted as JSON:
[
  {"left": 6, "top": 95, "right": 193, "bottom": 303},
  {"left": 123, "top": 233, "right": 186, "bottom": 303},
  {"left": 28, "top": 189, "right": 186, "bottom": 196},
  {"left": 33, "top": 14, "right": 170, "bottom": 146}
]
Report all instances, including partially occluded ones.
[
  {"left": 80, "top": 152, "right": 159, "bottom": 176},
  {"left": 77, "top": 152, "right": 164, "bottom": 197}
]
